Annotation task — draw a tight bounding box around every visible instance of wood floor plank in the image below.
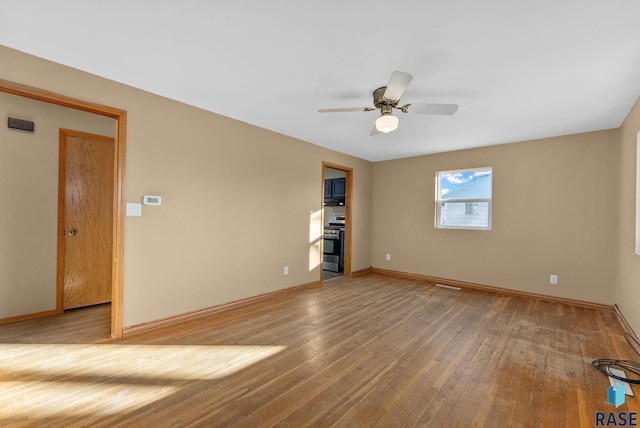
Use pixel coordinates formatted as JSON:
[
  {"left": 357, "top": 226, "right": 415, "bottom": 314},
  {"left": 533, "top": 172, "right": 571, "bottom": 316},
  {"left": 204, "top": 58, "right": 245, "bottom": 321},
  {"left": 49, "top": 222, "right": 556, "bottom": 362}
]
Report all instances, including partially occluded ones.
[{"left": 0, "top": 274, "right": 638, "bottom": 427}]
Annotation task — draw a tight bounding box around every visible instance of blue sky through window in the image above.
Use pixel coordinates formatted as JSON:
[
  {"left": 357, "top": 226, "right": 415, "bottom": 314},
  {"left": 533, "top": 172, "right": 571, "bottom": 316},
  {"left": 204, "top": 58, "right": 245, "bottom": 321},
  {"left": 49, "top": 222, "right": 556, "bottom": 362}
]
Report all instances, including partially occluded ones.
[{"left": 439, "top": 169, "right": 492, "bottom": 199}]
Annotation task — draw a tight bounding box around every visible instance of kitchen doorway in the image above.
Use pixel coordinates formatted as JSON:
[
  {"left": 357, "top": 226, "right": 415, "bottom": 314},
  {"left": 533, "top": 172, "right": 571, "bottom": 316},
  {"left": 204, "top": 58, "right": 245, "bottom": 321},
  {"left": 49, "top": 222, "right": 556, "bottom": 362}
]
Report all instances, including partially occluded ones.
[{"left": 322, "top": 162, "right": 352, "bottom": 283}]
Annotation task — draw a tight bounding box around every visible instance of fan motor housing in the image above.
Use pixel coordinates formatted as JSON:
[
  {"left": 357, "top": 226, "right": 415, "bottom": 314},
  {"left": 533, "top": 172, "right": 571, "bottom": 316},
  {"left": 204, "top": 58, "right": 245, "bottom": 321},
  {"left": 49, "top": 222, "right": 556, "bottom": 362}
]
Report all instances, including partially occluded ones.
[{"left": 372, "top": 86, "right": 398, "bottom": 109}]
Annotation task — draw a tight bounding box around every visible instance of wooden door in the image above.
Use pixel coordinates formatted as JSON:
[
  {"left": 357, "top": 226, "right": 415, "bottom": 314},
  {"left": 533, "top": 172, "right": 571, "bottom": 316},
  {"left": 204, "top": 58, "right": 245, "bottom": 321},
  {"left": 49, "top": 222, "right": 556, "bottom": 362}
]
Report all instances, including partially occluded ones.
[{"left": 59, "top": 130, "right": 114, "bottom": 310}]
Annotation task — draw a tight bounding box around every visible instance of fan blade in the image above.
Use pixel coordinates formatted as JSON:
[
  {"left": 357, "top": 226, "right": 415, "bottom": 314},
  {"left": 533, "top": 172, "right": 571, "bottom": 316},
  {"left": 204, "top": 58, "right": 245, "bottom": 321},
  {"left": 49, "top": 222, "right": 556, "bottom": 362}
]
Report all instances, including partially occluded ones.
[
  {"left": 404, "top": 103, "right": 458, "bottom": 115},
  {"left": 383, "top": 71, "right": 413, "bottom": 101},
  {"left": 370, "top": 125, "right": 381, "bottom": 136},
  {"left": 318, "top": 107, "right": 372, "bottom": 113}
]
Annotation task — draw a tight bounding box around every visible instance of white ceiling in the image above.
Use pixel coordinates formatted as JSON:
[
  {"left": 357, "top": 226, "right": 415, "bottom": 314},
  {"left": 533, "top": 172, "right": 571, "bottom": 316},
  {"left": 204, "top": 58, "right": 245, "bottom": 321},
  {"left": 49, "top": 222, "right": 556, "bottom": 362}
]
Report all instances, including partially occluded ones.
[{"left": 2, "top": 1, "right": 640, "bottom": 162}]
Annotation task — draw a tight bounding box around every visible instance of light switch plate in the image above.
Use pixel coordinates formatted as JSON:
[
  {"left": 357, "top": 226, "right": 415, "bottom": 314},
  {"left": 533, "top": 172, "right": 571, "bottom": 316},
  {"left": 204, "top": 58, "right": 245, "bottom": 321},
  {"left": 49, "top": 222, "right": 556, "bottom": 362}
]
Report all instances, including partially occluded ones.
[{"left": 126, "top": 203, "right": 142, "bottom": 216}]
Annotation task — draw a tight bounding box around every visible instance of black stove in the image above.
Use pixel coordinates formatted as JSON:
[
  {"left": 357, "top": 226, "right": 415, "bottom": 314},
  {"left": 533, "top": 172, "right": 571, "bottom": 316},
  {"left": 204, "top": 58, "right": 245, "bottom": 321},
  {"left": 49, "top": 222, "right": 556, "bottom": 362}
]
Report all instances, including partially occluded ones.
[{"left": 323, "top": 217, "right": 345, "bottom": 273}]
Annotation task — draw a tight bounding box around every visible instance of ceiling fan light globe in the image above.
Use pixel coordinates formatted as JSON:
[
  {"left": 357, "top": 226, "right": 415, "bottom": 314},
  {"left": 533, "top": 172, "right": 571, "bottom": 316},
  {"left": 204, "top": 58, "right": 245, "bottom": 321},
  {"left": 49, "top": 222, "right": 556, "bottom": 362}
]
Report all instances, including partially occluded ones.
[{"left": 375, "top": 114, "right": 399, "bottom": 133}]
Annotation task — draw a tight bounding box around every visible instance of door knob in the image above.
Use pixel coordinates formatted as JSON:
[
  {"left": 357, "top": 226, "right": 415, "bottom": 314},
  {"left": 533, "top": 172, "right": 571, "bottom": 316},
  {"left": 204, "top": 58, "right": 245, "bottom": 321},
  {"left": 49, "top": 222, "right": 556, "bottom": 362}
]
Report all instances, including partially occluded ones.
[{"left": 68, "top": 229, "right": 77, "bottom": 236}]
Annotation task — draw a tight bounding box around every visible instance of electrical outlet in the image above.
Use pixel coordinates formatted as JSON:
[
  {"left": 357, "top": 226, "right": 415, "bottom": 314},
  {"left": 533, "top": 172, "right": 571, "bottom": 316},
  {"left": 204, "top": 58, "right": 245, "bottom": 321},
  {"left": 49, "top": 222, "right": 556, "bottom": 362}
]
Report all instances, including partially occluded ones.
[
  {"left": 284, "top": 266, "right": 289, "bottom": 275},
  {"left": 386, "top": 254, "right": 391, "bottom": 261},
  {"left": 550, "top": 274, "right": 558, "bottom": 285}
]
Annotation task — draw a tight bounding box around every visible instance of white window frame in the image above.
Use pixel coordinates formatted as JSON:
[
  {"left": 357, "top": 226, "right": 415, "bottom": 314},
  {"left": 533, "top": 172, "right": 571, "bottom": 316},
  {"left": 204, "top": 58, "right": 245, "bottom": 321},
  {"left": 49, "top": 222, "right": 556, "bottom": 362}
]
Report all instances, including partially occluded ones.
[{"left": 435, "top": 167, "right": 492, "bottom": 231}]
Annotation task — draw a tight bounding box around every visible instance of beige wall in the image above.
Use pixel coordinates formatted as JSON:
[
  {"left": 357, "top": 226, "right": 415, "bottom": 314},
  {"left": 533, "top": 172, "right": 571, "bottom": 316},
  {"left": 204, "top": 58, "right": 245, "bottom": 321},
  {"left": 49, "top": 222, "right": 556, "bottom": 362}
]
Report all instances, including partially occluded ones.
[
  {"left": 0, "top": 46, "right": 372, "bottom": 327},
  {"left": 617, "top": 96, "right": 640, "bottom": 333},
  {"left": 371, "top": 130, "right": 619, "bottom": 305},
  {"left": 0, "top": 91, "right": 115, "bottom": 318},
  {"left": 3, "top": 44, "right": 639, "bottom": 334}
]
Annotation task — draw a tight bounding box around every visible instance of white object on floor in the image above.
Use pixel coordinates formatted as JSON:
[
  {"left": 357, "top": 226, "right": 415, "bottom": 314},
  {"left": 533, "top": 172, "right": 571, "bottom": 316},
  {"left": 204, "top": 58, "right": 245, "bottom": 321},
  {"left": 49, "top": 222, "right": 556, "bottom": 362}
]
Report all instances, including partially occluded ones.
[{"left": 608, "top": 367, "right": 635, "bottom": 396}]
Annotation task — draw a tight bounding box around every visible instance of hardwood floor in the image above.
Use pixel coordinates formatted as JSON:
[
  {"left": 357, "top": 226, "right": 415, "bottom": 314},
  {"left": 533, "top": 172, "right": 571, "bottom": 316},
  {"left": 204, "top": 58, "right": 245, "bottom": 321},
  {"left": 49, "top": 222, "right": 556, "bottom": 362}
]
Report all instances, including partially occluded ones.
[{"left": 0, "top": 273, "right": 638, "bottom": 427}]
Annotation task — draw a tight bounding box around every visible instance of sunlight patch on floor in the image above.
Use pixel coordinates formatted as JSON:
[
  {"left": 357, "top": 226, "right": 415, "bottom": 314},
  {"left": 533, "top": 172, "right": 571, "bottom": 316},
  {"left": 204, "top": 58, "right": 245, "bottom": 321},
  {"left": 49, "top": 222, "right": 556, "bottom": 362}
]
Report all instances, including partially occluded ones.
[
  {"left": 1, "top": 380, "right": 180, "bottom": 419},
  {"left": 0, "top": 344, "right": 285, "bottom": 419}
]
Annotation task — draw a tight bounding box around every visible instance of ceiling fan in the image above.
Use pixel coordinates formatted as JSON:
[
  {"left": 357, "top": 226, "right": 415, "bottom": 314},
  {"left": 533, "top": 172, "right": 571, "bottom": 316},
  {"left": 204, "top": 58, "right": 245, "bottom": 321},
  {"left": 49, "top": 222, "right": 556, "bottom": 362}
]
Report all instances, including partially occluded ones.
[{"left": 318, "top": 71, "right": 458, "bottom": 135}]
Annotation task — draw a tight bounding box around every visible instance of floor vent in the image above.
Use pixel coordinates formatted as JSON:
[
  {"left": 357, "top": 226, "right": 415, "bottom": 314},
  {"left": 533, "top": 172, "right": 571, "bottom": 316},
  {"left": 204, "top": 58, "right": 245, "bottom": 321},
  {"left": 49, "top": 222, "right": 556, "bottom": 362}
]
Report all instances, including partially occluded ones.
[{"left": 435, "top": 283, "right": 461, "bottom": 291}]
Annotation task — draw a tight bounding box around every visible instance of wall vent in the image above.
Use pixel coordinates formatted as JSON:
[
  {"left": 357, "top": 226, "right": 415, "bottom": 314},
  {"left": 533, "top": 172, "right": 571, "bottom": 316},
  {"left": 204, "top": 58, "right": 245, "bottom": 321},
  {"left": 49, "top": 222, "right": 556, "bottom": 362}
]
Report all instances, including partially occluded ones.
[{"left": 8, "top": 117, "right": 35, "bottom": 132}]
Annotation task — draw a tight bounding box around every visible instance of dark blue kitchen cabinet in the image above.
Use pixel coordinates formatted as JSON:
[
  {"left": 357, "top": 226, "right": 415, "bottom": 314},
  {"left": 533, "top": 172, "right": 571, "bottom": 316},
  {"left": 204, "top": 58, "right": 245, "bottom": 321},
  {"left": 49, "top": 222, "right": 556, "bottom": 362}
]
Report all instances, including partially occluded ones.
[
  {"left": 324, "top": 179, "right": 332, "bottom": 199},
  {"left": 325, "top": 178, "right": 346, "bottom": 199},
  {"left": 331, "top": 178, "right": 346, "bottom": 199}
]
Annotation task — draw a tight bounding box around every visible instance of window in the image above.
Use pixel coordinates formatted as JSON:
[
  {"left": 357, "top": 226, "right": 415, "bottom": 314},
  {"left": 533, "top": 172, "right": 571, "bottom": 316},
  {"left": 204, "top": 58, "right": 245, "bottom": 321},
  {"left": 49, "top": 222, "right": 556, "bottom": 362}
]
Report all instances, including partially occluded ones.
[{"left": 436, "top": 167, "right": 492, "bottom": 230}]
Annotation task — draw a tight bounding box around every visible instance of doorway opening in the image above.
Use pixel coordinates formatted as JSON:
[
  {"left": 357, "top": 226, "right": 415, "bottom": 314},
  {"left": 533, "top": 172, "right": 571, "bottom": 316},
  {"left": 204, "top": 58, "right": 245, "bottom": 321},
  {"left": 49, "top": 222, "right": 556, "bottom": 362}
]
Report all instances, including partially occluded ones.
[
  {"left": 322, "top": 162, "right": 352, "bottom": 283},
  {"left": 0, "top": 79, "right": 126, "bottom": 339}
]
